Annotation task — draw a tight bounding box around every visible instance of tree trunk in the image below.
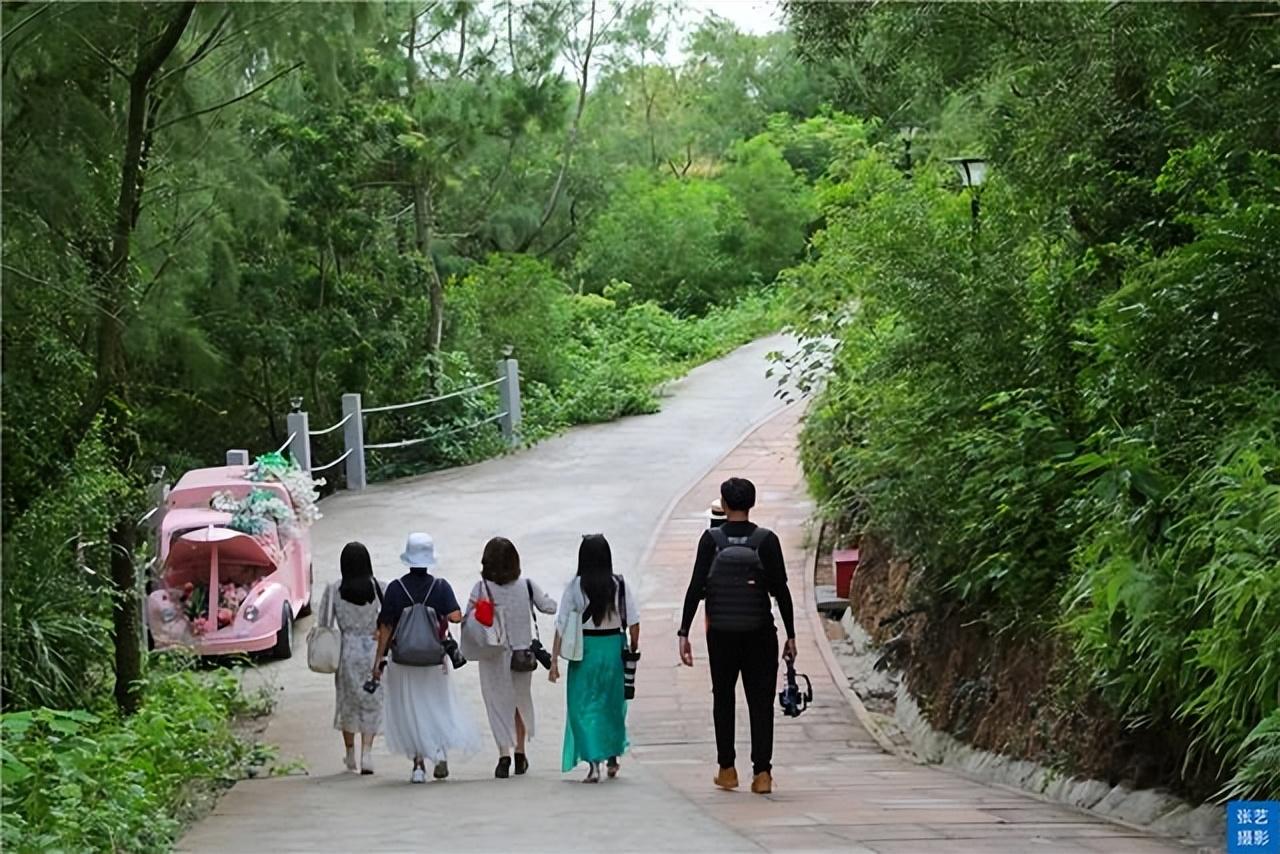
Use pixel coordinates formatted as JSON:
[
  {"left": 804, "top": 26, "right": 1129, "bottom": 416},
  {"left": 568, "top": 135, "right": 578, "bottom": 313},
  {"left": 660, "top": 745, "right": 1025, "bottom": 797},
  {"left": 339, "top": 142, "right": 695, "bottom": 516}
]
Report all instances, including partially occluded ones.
[
  {"left": 413, "top": 178, "right": 446, "bottom": 361},
  {"left": 94, "top": 1, "right": 195, "bottom": 715},
  {"left": 110, "top": 519, "right": 141, "bottom": 713},
  {"left": 405, "top": 9, "right": 444, "bottom": 370},
  {"left": 517, "top": 0, "right": 598, "bottom": 252}
]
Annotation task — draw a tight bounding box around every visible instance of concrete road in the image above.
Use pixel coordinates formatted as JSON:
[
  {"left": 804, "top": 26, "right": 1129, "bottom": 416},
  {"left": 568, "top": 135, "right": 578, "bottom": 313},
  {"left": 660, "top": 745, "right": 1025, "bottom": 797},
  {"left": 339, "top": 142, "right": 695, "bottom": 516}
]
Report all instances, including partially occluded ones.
[{"left": 180, "top": 336, "right": 792, "bottom": 853}]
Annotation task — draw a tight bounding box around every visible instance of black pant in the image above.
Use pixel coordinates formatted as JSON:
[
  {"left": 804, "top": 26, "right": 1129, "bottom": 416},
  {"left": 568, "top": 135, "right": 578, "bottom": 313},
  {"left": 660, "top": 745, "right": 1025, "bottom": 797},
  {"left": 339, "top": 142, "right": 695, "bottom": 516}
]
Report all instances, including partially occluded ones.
[{"left": 707, "top": 626, "right": 778, "bottom": 775}]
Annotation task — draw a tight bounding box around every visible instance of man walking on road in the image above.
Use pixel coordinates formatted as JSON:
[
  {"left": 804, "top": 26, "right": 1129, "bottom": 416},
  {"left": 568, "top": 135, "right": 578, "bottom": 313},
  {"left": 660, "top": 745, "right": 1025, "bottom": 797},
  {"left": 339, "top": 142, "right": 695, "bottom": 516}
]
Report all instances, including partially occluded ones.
[{"left": 678, "top": 477, "right": 797, "bottom": 795}]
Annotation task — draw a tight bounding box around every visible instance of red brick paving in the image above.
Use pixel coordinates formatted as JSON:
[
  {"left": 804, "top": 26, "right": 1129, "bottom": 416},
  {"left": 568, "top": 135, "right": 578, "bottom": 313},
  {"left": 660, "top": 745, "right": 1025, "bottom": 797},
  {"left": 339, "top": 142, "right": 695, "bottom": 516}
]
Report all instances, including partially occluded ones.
[{"left": 629, "top": 404, "right": 1195, "bottom": 853}]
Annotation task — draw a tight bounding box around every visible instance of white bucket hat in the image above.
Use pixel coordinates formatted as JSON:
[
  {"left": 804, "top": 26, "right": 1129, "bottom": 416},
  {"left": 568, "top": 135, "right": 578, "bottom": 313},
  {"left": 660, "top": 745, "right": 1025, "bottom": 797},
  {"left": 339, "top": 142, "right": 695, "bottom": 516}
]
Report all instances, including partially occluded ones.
[{"left": 400, "top": 532, "right": 439, "bottom": 569}]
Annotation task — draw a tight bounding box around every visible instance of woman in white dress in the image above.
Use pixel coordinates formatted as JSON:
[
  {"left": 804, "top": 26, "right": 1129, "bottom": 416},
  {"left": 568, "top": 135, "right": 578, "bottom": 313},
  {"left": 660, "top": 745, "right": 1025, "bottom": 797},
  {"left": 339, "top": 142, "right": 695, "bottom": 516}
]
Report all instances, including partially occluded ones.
[
  {"left": 319, "top": 542, "right": 384, "bottom": 775},
  {"left": 371, "top": 532, "right": 480, "bottom": 784},
  {"left": 467, "top": 537, "right": 556, "bottom": 778}
]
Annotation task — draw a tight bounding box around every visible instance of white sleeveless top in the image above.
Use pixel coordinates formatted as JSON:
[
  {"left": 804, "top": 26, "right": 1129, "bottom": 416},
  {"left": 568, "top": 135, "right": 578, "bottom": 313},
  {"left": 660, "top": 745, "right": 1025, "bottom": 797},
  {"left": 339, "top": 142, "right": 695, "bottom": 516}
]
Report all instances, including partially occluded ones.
[{"left": 555, "top": 575, "right": 639, "bottom": 632}]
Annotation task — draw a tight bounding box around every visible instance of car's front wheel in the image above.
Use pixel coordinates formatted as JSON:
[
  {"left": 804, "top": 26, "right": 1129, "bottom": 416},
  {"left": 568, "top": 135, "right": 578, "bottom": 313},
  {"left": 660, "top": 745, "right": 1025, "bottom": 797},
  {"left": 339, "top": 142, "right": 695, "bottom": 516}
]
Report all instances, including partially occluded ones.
[{"left": 272, "top": 603, "right": 294, "bottom": 659}]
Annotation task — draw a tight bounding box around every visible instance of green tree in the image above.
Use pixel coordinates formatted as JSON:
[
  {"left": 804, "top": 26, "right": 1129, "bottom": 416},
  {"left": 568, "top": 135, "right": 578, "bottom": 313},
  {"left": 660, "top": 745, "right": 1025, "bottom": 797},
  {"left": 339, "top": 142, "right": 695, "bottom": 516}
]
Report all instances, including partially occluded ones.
[
  {"left": 574, "top": 172, "right": 746, "bottom": 311},
  {"left": 718, "top": 135, "right": 814, "bottom": 284}
]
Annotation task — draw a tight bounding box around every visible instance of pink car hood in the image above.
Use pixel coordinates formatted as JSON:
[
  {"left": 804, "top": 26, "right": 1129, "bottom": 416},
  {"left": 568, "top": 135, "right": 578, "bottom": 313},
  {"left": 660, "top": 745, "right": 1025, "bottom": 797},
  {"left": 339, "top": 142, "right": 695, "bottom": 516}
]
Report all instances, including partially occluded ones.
[{"left": 169, "top": 527, "right": 276, "bottom": 567}]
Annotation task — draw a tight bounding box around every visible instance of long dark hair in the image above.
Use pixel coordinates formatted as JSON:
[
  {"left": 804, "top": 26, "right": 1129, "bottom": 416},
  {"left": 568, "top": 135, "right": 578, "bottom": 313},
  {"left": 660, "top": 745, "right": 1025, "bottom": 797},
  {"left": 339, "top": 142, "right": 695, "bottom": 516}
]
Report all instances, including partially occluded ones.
[
  {"left": 481, "top": 537, "right": 521, "bottom": 585},
  {"left": 577, "top": 534, "right": 616, "bottom": 626},
  {"left": 338, "top": 541, "right": 376, "bottom": 605}
]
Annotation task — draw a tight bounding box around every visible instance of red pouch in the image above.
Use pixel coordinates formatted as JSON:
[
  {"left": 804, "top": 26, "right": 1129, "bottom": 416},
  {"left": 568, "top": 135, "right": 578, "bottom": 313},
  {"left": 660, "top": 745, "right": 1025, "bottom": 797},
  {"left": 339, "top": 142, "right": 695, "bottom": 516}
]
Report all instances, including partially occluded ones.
[{"left": 474, "top": 598, "right": 495, "bottom": 627}]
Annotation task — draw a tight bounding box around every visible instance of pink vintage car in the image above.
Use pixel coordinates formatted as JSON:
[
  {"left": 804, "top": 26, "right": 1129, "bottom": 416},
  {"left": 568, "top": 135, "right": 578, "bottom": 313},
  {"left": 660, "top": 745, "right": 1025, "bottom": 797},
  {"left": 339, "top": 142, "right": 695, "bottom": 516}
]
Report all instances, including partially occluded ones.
[{"left": 147, "top": 465, "right": 313, "bottom": 659}]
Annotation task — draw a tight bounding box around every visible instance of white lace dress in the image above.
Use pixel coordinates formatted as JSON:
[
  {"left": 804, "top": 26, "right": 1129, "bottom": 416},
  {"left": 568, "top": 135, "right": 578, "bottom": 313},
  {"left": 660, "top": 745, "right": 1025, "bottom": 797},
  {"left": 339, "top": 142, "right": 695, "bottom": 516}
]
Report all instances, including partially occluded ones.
[{"left": 318, "top": 582, "right": 383, "bottom": 735}]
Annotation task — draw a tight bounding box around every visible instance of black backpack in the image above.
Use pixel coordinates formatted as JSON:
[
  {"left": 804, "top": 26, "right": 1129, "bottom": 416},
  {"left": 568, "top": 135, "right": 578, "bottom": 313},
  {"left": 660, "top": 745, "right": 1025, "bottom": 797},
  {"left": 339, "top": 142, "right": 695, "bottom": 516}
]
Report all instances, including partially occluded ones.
[{"left": 704, "top": 527, "right": 772, "bottom": 631}]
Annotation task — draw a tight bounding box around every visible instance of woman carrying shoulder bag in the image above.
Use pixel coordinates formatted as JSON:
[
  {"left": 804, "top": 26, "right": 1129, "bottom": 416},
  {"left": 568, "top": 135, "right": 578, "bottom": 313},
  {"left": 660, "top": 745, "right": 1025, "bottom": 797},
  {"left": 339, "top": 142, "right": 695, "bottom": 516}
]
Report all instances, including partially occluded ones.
[
  {"left": 550, "top": 534, "right": 640, "bottom": 783},
  {"left": 467, "top": 537, "right": 556, "bottom": 778},
  {"left": 319, "top": 542, "right": 384, "bottom": 775},
  {"left": 372, "top": 532, "right": 480, "bottom": 784}
]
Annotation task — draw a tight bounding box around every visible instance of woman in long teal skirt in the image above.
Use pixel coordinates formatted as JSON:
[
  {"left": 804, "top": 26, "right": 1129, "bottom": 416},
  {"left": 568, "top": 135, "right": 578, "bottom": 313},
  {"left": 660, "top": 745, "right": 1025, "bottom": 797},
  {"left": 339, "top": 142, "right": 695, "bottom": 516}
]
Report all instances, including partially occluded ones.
[{"left": 550, "top": 534, "right": 640, "bottom": 783}]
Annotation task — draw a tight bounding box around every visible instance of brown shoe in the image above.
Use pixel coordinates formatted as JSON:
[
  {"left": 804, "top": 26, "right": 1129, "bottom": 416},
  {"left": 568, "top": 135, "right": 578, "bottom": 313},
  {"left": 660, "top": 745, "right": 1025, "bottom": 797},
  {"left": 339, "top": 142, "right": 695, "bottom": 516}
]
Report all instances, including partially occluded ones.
[
  {"left": 751, "top": 771, "right": 773, "bottom": 794},
  {"left": 713, "top": 767, "right": 739, "bottom": 790}
]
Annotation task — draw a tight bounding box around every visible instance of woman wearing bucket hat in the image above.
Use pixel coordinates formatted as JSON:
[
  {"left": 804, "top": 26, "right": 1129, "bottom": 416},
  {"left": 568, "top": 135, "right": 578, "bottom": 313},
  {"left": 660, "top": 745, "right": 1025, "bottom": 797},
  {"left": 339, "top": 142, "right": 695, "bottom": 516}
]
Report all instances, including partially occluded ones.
[{"left": 371, "top": 532, "right": 480, "bottom": 784}]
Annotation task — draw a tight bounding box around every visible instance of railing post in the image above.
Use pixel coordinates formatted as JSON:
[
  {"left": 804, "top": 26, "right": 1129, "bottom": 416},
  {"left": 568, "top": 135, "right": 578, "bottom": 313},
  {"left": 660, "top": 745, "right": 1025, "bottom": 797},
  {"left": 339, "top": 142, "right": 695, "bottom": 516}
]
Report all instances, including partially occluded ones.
[
  {"left": 286, "top": 409, "right": 312, "bottom": 472},
  {"left": 342, "top": 393, "right": 366, "bottom": 491},
  {"left": 226, "top": 449, "right": 250, "bottom": 466},
  {"left": 497, "top": 358, "right": 522, "bottom": 445}
]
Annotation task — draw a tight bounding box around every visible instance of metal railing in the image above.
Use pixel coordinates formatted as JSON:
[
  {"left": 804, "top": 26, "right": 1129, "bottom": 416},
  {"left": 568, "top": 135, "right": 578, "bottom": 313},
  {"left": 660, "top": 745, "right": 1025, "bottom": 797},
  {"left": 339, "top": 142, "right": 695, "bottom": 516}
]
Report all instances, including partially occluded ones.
[{"left": 272, "top": 358, "right": 521, "bottom": 492}]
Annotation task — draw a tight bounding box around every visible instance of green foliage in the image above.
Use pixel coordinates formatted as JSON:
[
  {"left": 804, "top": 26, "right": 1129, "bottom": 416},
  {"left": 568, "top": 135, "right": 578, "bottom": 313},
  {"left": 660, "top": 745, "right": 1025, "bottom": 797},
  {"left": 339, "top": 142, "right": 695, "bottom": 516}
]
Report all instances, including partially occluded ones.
[
  {"left": 786, "top": 2, "right": 1280, "bottom": 795},
  {"left": 1, "top": 667, "right": 270, "bottom": 853},
  {"left": 447, "top": 254, "right": 572, "bottom": 386},
  {"left": 719, "top": 137, "right": 815, "bottom": 284},
  {"left": 575, "top": 171, "right": 747, "bottom": 311},
  {"left": 1, "top": 2, "right": 803, "bottom": 842},
  {"left": 1, "top": 426, "right": 131, "bottom": 711}
]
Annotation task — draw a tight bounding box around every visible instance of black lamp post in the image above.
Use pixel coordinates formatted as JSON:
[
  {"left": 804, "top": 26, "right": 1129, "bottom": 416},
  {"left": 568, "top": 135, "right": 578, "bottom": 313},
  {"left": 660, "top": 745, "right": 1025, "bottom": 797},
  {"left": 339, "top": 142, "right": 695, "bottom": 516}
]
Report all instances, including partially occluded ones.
[
  {"left": 945, "top": 156, "right": 988, "bottom": 232},
  {"left": 900, "top": 126, "right": 923, "bottom": 176}
]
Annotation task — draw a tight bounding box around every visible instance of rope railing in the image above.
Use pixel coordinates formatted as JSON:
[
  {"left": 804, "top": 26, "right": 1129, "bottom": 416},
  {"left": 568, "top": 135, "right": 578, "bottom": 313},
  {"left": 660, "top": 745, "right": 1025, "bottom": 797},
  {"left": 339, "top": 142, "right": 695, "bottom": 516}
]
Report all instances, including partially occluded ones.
[
  {"left": 363, "top": 377, "right": 504, "bottom": 414},
  {"left": 252, "top": 359, "right": 519, "bottom": 493},
  {"left": 309, "top": 412, "right": 352, "bottom": 436},
  {"left": 310, "top": 447, "right": 353, "bottom": 473},
  {"left": 366, "top": 412, "right": 507, "bottom": 451}
]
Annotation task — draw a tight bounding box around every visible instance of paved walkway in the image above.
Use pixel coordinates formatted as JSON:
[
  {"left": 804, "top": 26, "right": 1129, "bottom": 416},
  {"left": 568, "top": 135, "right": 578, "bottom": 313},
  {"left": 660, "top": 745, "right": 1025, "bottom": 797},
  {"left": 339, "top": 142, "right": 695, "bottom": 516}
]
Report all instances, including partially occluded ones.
[
  {"left": 181, "top": 337, "right": 1195, "bottom": 853},
  {"left": 629, "top": 406, "right": 1195, "bottom": 854},
  {"left": 181, "top": 337, "right": 791, "bottom": 853}
]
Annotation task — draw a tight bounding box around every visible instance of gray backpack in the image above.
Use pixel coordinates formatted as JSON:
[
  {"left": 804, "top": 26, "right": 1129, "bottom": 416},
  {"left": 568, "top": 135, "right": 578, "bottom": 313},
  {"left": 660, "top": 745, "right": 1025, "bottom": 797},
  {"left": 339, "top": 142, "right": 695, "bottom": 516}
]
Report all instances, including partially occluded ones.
[{"left": 390, "top": 577, "right": 446, "bottom": 666}]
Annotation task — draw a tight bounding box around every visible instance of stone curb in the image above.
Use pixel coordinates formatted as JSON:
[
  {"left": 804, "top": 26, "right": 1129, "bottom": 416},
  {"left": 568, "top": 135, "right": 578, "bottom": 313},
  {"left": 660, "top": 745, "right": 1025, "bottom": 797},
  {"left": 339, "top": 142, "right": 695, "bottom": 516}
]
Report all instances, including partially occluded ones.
[
  {"left": 805, "top": 535, "right": 1225, "bottom": 853},
  {"left": 800, "top": 528, "right": 905, "bottom": 759}
]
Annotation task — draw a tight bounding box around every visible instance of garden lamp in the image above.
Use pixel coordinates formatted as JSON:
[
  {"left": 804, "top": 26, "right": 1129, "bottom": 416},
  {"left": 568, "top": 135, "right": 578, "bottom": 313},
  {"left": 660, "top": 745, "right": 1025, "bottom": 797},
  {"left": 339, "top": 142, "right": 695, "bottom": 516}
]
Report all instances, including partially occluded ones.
[
  {"left": 900, "top": 126, "right": 923, "bottom": 175},
  {"left": 946, "top": 156, "right": 988, "bottom": 232}
]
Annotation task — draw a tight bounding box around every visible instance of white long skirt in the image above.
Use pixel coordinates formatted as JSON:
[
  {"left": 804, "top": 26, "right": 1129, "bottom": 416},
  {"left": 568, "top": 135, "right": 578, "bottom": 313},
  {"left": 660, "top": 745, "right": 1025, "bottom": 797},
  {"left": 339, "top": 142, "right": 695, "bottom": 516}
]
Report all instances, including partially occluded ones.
[
  {"left": 383, "top": 661, "right": 481, "bottom": 763},
  {"left": 479, "top": 650, "right": 536, "bottom": 751}
]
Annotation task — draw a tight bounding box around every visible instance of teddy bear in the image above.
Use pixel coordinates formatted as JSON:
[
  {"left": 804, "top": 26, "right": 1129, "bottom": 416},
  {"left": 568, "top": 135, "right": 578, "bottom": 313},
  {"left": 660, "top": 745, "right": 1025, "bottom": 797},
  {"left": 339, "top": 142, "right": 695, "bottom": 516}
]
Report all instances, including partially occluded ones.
[{"left": 146, "top": 589, "right": 193, "bottom": 647}]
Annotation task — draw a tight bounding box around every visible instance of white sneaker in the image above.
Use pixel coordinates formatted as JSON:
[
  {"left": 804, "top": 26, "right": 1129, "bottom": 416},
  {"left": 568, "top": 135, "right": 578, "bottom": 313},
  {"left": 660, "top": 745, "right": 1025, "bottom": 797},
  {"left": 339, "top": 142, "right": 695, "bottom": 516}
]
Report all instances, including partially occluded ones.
[
  {"left": 344, "top": 747, "right": 356, "bottom": 772},
  {"left": 410, "top": 767, "right": 426, "bottom": 784},
  {"left": 360, "top": 749, "right": 373, "bottom": 775}
]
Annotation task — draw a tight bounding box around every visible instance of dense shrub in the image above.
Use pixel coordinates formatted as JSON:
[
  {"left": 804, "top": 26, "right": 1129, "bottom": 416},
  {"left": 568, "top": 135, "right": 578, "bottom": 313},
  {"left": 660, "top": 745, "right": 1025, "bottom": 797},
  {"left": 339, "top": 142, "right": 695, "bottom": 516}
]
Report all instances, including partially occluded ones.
[
  {"left": 718, "top": 137, "right": 815, "bottom": 284},
  {"left": 575, "top": 172, "right": 747, "bottom": 311},
  {"left": 1, "top": 426, "right": 130, "bottom": 711},
  {"left": 446, "top": 254, "right": 573, "bottom": 387},
  {"left": 790, "top": 140, "right": 1279, "bottom": 795},
  {"left": 1, "top": 667, "right": 269, "bottom": 853},
  {"left": 784, "top": 1, "right": 1280, "bottom": 797}
]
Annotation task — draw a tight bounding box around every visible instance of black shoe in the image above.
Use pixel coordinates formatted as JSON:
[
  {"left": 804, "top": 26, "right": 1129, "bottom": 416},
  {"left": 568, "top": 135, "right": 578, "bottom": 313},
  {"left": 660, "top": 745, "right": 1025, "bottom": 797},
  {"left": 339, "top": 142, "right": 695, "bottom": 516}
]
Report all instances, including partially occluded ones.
[
  {"left": 495, "top": 756, "right": 511, "bottom": 779},
  {"left": 514, "top": 753, "right": 528, "bottom": 775}
]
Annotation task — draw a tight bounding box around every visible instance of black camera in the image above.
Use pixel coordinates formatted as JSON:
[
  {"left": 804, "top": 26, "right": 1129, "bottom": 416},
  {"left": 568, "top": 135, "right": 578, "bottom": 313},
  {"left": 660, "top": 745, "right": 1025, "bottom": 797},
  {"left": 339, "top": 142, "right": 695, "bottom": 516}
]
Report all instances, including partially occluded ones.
[
  {"left": 778, "top": 657, "right": 812, "bottom": 718},
  {"left": 363, "top": 660, "right": 386, "bottom": 693},
  {"left": 443, "top": 633, "right": 467, "bottom": 670},
  {"left": 529, "top": 638, "right": 553, "bottom": 670}
]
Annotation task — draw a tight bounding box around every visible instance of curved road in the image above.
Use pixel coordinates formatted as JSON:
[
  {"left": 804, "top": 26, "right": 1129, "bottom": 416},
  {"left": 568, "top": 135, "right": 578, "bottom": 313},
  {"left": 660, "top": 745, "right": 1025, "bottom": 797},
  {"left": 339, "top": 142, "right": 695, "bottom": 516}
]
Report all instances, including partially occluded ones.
[
  {"left": 181, "top": 336, "right": 793, "bottom": 852},
  {"left": 180, "top": 335, "right": 1193, "bottom": 854}
]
